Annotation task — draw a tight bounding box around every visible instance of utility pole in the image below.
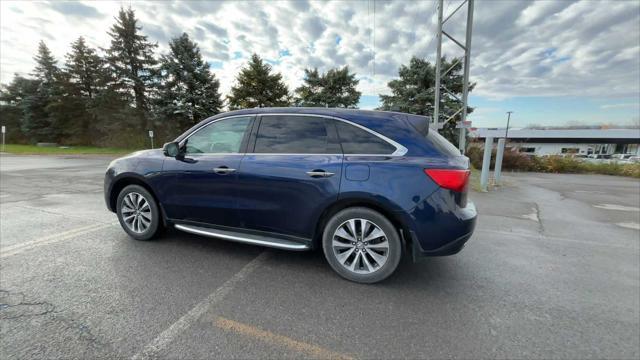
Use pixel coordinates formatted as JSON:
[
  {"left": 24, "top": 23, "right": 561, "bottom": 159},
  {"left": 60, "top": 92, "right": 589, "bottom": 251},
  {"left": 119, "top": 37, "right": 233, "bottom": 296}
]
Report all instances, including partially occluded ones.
[
  {"left": 433, "top": 0, "right": 474, "bottom": 154},
  {"left": 505, "top": 111, "right": 513, "bottom": 140},
  {"left": 432, "top": 0, "right": 443, "bottom": 132}
]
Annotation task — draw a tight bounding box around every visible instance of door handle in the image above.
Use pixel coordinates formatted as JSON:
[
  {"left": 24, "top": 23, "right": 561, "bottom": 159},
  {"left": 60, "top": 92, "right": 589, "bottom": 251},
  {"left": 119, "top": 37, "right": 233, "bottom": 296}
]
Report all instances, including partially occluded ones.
[
  {"left": 213, "top": 166, "right": 236, "bottom": 175},
  {"left": 306, "top": 170, "right": 335, "bottom": 178}
]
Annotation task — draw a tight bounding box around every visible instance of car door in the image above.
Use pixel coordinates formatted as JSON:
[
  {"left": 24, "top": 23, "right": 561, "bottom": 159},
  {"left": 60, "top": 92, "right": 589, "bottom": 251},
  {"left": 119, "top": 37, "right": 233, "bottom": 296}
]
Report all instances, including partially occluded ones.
[
  {"left": 235, "top": 114, "right": 343, "bottom": 239},
  {"left": 158, "top": 116, "right": 254, "bottom": 227}
]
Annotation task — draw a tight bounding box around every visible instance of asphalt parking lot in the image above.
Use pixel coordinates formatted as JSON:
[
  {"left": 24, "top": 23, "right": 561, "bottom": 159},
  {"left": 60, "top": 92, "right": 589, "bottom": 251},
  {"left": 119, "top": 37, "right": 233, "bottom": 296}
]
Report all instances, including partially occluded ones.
[{"left": 1, "top": 154, "right": 639, "bottom": 359}]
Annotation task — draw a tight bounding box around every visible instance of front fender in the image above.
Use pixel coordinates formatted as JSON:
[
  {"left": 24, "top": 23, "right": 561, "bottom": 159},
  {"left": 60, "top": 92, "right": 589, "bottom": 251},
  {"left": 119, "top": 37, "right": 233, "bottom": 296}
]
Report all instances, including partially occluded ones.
[{"left": 104, "top": 151, "right": 165, "bottom": 212}]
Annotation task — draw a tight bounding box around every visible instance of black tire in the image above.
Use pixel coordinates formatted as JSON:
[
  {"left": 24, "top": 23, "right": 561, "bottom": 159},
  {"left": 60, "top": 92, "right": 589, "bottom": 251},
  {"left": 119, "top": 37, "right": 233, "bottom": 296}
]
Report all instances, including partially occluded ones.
[
  {"left": 116, "top": 184, "right": 161, "bottom": 241},
  {"left": 322, "top": 207, "right": 402, "bottom": 284}
]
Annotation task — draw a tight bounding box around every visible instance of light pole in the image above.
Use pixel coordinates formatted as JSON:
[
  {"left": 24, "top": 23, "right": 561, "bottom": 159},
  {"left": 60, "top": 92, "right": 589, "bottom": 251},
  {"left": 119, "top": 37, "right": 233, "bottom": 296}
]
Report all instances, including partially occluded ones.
[
  {"left": 505, "top": 111, "right": 513, "bottom": 140},
  {"left": 494, "top": 111, "right": 513, "bottom": 185}
]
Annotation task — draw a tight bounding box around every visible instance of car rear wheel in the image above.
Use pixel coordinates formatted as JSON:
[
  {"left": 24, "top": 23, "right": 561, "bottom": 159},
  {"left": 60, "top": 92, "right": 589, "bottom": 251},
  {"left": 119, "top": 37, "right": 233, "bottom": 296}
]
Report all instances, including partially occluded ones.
[
  {"left": 322, "top": 207, "right": 402, "bottom": 284},
  {"left": 116, "top": 184, "right": 161, "bottom": 241}
]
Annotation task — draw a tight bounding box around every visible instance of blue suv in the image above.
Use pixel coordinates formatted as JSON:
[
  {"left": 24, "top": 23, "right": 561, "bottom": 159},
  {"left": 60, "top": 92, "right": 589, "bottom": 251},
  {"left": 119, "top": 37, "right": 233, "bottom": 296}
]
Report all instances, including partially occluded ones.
[{"left": 104, "top": 108, "right": 477, "bottom": 283}]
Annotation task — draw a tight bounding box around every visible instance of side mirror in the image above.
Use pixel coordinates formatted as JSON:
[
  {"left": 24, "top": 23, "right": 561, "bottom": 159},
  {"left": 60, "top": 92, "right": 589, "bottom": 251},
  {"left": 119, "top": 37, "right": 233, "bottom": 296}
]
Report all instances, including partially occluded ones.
[{"left": 163, "top": 142, "right": 180, "bottom": 157}]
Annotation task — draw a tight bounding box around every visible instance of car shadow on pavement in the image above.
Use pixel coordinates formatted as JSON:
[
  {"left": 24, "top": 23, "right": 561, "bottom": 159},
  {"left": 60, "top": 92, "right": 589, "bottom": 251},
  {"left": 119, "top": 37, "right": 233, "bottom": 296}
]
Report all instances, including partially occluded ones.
[{"left": 121, "top": 227, "right": 469, "bottom": 290}]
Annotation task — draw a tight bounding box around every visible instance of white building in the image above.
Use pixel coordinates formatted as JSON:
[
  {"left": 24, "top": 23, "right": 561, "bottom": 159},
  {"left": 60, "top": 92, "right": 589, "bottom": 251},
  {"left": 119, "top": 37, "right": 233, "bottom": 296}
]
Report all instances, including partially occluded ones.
[{"left": 473, "top": 128, "right": 640, "bottom": 156}]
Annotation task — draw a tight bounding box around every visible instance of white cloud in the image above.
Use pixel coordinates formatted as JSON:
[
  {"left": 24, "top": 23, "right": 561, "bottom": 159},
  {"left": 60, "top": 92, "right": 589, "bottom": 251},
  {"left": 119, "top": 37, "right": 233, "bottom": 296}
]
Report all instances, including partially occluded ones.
[
  {"left": 600, "top": 103, "right": 640, "bottom": 109},
  {"left": 0, "top": 0, "right": 639, "bottom": 104}
]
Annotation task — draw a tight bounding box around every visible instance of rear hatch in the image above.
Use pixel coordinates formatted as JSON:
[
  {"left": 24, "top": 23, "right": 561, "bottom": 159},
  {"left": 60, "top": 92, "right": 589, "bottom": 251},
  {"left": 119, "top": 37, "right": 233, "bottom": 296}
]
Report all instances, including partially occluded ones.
[{"left": 423, "top": 128, "right": 470, "bottom": 207}]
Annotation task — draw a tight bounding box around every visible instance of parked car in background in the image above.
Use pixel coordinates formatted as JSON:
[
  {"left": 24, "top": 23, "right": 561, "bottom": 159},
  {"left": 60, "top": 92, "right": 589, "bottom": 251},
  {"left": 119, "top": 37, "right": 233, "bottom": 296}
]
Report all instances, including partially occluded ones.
[
  {"left": 620, "top": 156, "right": 640, "bottom": 164},
  {"left": 586, "top": 154, "right": 613, "bottom": 163},
  {"left": 570, "top": 154, "right": 588, "bottom": 161},
  {"left": 611, "top": 153, "right": 634, "bottom": 161},
  {"left": 103, "top": 108, "right": 477, "bottom": 283}
]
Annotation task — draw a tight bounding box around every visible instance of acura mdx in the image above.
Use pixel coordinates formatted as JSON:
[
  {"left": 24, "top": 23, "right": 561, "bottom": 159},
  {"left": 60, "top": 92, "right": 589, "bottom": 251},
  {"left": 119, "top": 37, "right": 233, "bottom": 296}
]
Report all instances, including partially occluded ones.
[{"left": 104, "top": 108, "right": 477, "bottom": 283}]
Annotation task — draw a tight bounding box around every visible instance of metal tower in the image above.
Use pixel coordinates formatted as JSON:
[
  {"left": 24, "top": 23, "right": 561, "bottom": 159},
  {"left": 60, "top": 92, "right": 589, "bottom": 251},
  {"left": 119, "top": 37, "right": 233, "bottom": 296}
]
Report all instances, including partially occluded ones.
[{"left": 433, "top": 0, "right": 474, "bottom": 153}]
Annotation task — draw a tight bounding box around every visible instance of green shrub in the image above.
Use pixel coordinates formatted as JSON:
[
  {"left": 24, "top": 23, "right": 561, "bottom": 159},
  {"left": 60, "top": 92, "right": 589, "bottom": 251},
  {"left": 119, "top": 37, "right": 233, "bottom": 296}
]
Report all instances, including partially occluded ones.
[{"left": 465, "top": 144, "right": 640, "bottom": 178}]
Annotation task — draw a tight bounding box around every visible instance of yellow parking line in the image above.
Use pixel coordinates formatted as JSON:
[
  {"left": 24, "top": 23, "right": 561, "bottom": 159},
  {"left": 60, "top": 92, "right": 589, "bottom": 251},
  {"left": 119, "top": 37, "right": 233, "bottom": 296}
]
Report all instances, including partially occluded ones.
[{"left": 215, "top": 317, "right": 355, "bottom": 360}]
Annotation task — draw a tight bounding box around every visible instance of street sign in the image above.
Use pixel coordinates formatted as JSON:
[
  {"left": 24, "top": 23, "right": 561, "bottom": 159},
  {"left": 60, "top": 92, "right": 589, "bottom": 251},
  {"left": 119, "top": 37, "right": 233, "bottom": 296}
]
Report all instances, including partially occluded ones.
[
  {"left": 1, "top": 126, "right": 5, "bottom": 133},
  {"left": 148, "top": 130, "right": 154, "bottom": 138}
]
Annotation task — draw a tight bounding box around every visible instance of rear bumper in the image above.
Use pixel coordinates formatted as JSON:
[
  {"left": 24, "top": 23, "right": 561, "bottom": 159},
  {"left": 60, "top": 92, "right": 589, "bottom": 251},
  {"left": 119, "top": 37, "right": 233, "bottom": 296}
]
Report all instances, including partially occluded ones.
[
  {"left": 410, "top": 226, "right": 475, "bottom": 257},
  {"left": 397, "top": 188, "right": 477, "bottom": 257}
]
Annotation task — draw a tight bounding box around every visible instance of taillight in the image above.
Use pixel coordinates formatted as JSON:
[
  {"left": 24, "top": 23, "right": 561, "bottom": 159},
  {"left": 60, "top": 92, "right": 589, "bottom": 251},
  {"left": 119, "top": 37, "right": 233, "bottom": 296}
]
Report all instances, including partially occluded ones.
[{"left": 424, "top": 169, "right": 470, "bottom": 192}]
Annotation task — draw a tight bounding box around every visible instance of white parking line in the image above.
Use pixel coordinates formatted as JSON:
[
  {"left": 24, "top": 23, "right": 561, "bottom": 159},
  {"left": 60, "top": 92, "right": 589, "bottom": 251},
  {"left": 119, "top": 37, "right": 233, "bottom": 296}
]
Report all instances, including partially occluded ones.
[
  {"left": 617, "top": 222, "right": 640, "bottom": 230},
  {"left": 477, "top": 229, "right": 639, "bottom": 250},
  {"left": 0, "top": 222, "right": 115, "bottom": 258},
  {"left": 131, "top": 251, "right": 271, "bottom": 360},
  {"left": 593, "top": 204, "right": 640, "bottom": 212}
]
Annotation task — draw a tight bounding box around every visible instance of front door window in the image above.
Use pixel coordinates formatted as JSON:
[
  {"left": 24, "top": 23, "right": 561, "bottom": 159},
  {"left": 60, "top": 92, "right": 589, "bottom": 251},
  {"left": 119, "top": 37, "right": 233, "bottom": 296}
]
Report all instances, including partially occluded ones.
[{"left": 186, "top": 117, "right": 252, "bottom": 154}]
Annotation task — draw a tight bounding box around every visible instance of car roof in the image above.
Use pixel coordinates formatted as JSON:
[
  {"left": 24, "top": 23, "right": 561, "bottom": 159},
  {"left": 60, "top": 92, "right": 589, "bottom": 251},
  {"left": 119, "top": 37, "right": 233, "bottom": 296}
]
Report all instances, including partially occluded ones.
[
  {"left": 207, "top": 107, "right": 413, "bottom": 126},
  {"left": 177, "top": 107, "right": 425, "bottom": 141}
]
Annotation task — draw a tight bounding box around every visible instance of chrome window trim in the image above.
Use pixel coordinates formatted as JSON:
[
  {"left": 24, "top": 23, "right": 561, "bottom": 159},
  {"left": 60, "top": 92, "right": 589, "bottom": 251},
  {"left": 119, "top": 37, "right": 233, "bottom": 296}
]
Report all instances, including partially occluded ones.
[
  {"left": 181, "top": 152, "right": 245, "bottom": 156},
  {"left": 257, "top": 113, "right": 408, "bottom": 157},
  {"left": 179, "top": 112, "right": 408, "bottom": 157},
  {"left": 243, "top": 153, "right": 394, "bottom": 157}
]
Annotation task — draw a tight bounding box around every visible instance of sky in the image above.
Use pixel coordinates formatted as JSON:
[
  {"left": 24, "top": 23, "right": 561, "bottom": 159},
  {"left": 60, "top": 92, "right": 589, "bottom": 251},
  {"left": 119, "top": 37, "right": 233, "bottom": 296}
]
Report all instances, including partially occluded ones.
[{"left": 1, "top": 0, "right": 639, "bottom": 129}]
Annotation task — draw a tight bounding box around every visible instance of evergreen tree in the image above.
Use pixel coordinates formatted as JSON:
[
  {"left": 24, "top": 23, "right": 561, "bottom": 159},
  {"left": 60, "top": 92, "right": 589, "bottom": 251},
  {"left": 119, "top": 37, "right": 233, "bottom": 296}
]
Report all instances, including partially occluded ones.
[
  {"left": 156, "top": 33, "right": 223, "bottom": 135},
  {"left": 294, "top": 68, "right": 324, "bottom": 106},
  {"left": 104, "top": 7, "right": 158, "bottom": 131},
  {"left": 38, "top": 37, "right": 105, "bottom": 144},
  {"left": 55, "top": 36, "right": 109, "bottom": 143},
  {"left": 227, "top": 54, "right": 290, "bottom": 109},
  {"left": 295, "top": 66, "right": 360, "bottom": 108},
  {"left": 32, "top": 41, "right": 59, "bottom": 84},
  {"left": 379, "top": 56, "right": 474, "bottom": 144},
  {"left": 21, "top": 41, "right": 60, "bottom": 142},
  {"left": 0, "top": 75, "right": 39, "bottom": 143},
  {"left": 65, "top": 37, "right": 106, "bottom": 99}
]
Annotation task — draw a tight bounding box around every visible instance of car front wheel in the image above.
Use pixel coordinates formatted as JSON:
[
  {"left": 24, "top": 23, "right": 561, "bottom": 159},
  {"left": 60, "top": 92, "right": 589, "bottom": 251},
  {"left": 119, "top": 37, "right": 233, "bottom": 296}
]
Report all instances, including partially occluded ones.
[
  {"left": 116, "top": 184, "right": 161, "bottom": 241},
  {"left": 322, "top": 207, "right": 402, "bottom": 284}
]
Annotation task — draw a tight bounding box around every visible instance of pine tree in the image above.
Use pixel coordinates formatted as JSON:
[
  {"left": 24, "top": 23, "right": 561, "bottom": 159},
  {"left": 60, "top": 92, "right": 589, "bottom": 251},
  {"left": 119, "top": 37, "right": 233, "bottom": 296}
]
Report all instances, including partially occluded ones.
[
  {"left": 32, "top": 40, "right": 58, "bottom": 85},
  {"left": 104, "top": 7, "right": 158, "bottom": 131},
  {"left": 21, "top": 41, "right": 60, "bottom": 142},
  {"left": 227, "top": 54, "right": 290, "bottom": 109},
  {"left": 295, "top": 66, "right": 360, "bottom": 108},
  {"left": 294, "top": 68, "right": 324, "bottom": 107},
  {"left": 0, "top": 75, "right": 39, "bottom": 143},
  {"left": 66, "top": 37, "right": 106, "bottom": 99},
  {"left": 379, "top": 56, "right": 474, "bottom": 144},
  {"left": 156, "top": 33, "right": 223, "bottom": 135},
  {"left": 48, "top": 37, "right": 108, "bottom": 144}
]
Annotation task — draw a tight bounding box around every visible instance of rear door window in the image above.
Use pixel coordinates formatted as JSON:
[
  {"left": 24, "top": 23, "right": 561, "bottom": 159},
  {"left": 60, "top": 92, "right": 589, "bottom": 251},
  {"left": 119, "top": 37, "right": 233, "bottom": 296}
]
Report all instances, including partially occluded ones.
[
  {"left": 334, "top": 121, "right": 396, "bottom": 155},
  {"left": 254, "top": 115, "right": 331, "bottom": 154}
]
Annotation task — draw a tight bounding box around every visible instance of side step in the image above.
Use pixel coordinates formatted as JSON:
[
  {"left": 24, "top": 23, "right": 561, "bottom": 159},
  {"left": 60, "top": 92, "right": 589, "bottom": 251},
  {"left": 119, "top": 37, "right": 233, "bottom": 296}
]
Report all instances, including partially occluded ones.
[{"left": 174, "top": 224, "right": 310, "bottom": 251}]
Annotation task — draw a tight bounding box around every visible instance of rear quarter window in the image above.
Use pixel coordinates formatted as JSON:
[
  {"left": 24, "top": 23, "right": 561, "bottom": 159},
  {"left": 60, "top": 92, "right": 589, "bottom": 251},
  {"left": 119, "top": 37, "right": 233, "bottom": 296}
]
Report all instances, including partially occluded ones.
[
  {"left": 334, "top": 121, "right": 396, "bottom": 155},
  {"left": 427, "top": 131, "right": 461, "bottom": 156}
]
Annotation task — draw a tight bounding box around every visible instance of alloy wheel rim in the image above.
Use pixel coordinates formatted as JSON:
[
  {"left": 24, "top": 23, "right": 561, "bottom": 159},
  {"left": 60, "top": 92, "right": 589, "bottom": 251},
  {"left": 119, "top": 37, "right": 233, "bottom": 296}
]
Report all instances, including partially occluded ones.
[
  {"left": 121, "top": 192, "right": 152, "bottom": 234},
  {"left": 332, "top": 218, "right": 389, "bottom": 274}
]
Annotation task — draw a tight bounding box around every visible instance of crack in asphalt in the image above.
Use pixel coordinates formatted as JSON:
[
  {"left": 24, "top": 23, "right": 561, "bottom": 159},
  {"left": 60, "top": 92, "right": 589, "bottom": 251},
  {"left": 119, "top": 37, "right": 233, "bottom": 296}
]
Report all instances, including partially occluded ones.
[
  {"left": 0, "top": 289, "right": 110, "bottom": 349},
  {"left": 0, "top": 289, "right": 55, "bottom": 320},
  {"left": 533, "top": 202, "right": 545, "bottom": 235}
]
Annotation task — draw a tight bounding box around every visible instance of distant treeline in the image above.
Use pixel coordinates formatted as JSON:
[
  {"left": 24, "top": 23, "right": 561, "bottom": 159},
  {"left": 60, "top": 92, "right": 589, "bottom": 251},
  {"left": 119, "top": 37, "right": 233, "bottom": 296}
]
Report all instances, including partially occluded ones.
[{"left": 0, "top": 7, "right": 471, "bottom": 148}]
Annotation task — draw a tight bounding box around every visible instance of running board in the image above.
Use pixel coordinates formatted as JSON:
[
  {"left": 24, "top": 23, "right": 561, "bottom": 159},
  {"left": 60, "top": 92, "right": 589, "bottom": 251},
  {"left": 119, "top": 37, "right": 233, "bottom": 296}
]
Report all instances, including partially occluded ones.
[{"left": 174, "top": 224, "right": 310, "bottom": 251}]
